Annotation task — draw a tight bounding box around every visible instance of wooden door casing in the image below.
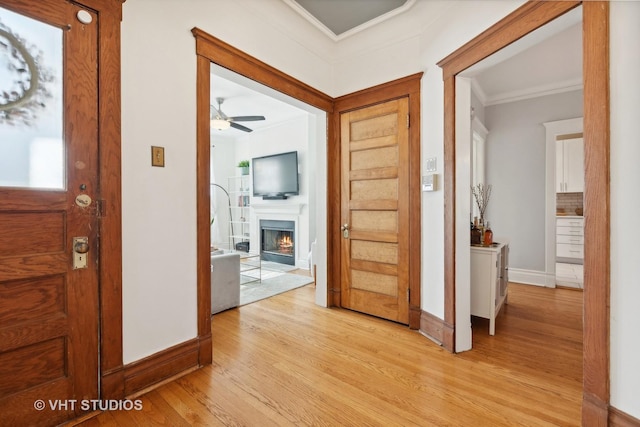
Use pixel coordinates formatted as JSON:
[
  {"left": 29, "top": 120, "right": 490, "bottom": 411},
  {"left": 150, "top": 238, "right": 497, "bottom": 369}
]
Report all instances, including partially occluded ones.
[
  {"left": 340, "top": 98, "right": 410, "bottom": 324},
  {"left": 437, "top": 1, "right": 610, "bottom": 422},
  {"left": 0, "top": 1, "right": 99, "bottom": 425}
]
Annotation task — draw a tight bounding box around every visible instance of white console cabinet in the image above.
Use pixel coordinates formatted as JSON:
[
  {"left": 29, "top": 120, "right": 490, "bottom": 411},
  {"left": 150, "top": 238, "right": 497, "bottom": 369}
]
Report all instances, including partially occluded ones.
[{"left": 470, "top": 242, "right": 509, "bottom": 336}]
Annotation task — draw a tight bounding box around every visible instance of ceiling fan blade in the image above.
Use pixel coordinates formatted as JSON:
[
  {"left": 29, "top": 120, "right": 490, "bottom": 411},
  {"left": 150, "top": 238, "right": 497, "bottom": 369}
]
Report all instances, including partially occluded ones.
[
  {"left": 230, "top": 122, "right": 253, "bottom": 132},
  {"left": 228, "top": 116, "right": 265, "bottom": 122}
]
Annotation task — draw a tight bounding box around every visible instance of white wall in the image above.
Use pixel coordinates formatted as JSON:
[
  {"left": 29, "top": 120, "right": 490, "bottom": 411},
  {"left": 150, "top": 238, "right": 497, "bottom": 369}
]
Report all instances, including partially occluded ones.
[
  {"left": 121, "top": 2, "right": 200, "bottom": 362},
  {"left": 121, "top": 0, "right": 333, "bottom": 363},
  {"left": 416, "top": 0, "right": 527, "bottom": 319},
  {"left": 484, "top": 91, "right": 583, "bottom": 272},
  {"left": 610, "top": 0, "right": 640, "bottom": 418},
  {"left": 121, "top": 1, "right": 640, "bottom": 416}
]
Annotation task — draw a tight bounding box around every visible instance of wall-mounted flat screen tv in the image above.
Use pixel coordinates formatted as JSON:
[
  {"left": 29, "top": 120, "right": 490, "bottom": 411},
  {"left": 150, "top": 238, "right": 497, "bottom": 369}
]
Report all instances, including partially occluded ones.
[{"left": 252, "top": 151, "right": 299, "bottom": 199}]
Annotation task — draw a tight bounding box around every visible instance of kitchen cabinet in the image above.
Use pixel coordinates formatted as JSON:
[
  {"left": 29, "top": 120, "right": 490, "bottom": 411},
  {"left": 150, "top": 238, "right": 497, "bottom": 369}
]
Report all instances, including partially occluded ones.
[
  {"left": 556, "top": 137, "right": 584, "bottom": 193},
  {"left": 556, "top": 216, "right": 584, "bottom": 261},
  {"left": 470, "top": 242, "right": 509, "bottom": 336}
]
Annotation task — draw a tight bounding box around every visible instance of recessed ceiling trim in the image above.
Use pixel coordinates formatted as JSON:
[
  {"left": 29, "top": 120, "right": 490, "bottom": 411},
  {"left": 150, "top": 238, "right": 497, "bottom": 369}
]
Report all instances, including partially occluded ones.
[{"left": 281, "top": 0, "right": 416, "bottom": 42}]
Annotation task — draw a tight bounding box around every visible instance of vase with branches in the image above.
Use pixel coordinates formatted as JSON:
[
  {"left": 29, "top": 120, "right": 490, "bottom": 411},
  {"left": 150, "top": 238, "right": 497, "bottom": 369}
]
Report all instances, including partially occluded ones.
[{"left": 471, "top": 183, "right": 492, "bottom": 226}]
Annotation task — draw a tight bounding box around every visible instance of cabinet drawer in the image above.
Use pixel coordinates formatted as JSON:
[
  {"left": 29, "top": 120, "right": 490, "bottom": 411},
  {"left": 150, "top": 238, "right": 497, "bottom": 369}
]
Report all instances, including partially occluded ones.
[
  {"left": 557, "top": 218, "right": 584, "bottom": 227},
  {"left": 556, "top": 225, "right": 584, "bottom": 236},
  {"left": 557, "top": 243, "right": 584, "bottom": 258},
  {"left": 557, "top": 234, "right": 584, "bottom": 244}
]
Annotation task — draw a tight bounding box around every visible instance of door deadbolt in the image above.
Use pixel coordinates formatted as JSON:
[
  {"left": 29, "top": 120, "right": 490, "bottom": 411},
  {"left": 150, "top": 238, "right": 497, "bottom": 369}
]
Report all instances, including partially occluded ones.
[{"left": 341, "top": 223, "right": 350, "bottom": 239}]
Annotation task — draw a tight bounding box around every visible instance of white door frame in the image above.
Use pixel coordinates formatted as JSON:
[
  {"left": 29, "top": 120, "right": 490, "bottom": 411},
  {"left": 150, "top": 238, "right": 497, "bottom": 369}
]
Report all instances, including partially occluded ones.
[{"left": 543, "top": 117, "right": 583, "bottom": 287}]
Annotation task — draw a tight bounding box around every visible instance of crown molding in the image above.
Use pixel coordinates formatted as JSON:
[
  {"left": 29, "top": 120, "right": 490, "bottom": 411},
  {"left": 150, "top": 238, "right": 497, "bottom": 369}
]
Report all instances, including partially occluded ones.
[{"left": 479, "top": 77, "right": 583, "bottom": 107}]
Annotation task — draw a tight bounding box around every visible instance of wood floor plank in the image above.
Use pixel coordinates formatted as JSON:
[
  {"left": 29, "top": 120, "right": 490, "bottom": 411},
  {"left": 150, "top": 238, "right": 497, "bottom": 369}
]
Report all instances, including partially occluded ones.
[{"left": 79, "top": 282, "right": 582, "bottom": 426}]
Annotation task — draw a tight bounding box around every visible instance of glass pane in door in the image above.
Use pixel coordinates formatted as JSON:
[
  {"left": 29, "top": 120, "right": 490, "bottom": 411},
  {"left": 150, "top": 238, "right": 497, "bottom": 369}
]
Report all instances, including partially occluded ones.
[{"left": 0, "top": 6, "right": 63, "bottom": 189}]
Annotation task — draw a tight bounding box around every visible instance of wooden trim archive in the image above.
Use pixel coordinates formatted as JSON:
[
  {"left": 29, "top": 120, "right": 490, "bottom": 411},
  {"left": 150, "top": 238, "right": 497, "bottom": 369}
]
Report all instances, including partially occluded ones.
[
  {"left": 123, "top": 338, "right": 200, "bottom": 397},
  {"left": 81, "top": 0, "right": 125, "bottom": 401},
  {"left": 192, "top": 29, "right": 333, "bottom": 113},
  {"left": 581, "top": 1, "right": 610, "bottom": 422}
]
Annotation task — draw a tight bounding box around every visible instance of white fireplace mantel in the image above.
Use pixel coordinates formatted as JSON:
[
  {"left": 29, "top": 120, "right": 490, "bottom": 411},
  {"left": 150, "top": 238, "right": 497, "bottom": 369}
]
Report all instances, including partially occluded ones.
[{"left": 251, "top": 203, "right": 306, "bottom": 215}]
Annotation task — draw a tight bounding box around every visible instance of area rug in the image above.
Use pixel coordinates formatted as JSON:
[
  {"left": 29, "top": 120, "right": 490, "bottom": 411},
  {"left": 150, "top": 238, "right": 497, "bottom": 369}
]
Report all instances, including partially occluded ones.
[
  {"left": 260, "top": 260, "right": 298, "bottom": 273},
  {"left": 240, "top": 272, "right": 314, "bottom": 306},
  {"left": 241, "top": 269, "right": 283, "bottom": 281}
]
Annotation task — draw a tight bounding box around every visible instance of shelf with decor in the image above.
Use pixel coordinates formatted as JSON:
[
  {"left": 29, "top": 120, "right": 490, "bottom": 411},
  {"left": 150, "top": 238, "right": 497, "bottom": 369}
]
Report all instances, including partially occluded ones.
[{"left": 227, "top": 174, "right": 251, "bottom": 252}]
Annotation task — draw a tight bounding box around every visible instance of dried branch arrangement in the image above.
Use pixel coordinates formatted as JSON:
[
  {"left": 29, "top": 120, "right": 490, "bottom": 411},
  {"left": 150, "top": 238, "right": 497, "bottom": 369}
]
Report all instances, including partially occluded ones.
[{"left": 472, "top": 183, "right": 492, "bottom": 221}]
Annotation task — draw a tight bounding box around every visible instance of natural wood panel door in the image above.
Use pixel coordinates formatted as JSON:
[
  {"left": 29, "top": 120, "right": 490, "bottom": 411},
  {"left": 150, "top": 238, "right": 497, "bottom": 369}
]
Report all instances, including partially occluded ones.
[
  {"left": 340, "top": 98, "right": 410, "bottom": 324},
  {"left": 0, "top": 1, "right": 99, "bottom": 425}
]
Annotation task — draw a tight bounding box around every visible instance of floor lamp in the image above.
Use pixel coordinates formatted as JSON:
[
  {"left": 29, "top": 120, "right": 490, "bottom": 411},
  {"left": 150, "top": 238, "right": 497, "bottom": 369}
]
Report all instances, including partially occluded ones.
[{"left": 211, "top": 183, "right": 235, "bottom": 251}]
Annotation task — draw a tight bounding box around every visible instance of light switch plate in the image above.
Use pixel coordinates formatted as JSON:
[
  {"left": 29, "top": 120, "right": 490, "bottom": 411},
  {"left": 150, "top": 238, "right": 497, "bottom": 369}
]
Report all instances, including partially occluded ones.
[
  {"left": 426, "top": 157, "right": 437, "bottom": 172},
  {"left": 151, "top": 146, "right": 165, "bottom": 167}
]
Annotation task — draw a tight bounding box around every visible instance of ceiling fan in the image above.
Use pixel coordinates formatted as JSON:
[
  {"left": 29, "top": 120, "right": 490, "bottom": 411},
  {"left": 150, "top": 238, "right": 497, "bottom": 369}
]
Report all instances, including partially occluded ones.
[{"left": 210, "top": 97, "right": 265, "bottom": 132}]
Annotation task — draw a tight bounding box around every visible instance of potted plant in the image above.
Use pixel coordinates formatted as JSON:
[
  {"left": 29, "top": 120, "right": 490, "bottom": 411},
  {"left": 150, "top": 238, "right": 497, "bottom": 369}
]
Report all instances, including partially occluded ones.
[{"left": 237, "top": 160, "right": 250, "bottom": 175}]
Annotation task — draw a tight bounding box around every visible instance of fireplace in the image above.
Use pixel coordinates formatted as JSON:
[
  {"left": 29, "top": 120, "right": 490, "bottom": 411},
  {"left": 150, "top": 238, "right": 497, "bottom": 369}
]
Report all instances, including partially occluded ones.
[{"left": 260, "top": 219, "right": 295, "bottom": 265}]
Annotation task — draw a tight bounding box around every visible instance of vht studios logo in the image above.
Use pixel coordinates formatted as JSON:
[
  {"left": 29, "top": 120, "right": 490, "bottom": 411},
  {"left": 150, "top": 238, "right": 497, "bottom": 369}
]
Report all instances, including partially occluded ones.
[{"left": 33, "top": 399, "right": 143, "bottom": 411}]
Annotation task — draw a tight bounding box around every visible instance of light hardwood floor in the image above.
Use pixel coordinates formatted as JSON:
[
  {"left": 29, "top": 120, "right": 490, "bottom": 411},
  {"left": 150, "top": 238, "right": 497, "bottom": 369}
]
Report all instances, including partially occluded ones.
[{"left": 79, "top": 283, "right": 582, "bottom": 426}]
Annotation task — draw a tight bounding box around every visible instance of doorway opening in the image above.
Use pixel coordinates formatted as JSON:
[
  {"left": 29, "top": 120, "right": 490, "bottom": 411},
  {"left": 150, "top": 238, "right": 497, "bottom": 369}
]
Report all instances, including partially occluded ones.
[
  {"left": 456, "top": 6, "right": 584, "bottom": 349},
  {"left": 438, "top": 1, "right": 610, "bottom": 420},
  {"left": 193, "top": 29, "right": 332, "bottom": 362}
]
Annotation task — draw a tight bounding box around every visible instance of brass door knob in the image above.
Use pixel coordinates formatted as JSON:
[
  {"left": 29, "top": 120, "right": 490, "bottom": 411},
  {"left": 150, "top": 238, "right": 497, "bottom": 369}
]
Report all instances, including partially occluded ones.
[{"left": 74, "top": 241, "right": 90, "bottom": 254}]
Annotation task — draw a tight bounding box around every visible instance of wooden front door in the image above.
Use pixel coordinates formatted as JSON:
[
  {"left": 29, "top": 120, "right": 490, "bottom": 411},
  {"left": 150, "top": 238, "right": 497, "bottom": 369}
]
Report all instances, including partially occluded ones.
[
  {"left": 0, "top": 1, "right": 99, "bottom": 425},
  {"left": 340, "top": 98, "right": 410, "bottom": 324}
]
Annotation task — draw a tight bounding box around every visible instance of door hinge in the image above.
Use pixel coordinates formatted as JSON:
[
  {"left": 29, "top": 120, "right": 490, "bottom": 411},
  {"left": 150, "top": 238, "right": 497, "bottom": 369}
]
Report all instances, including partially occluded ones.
[
  {"left": 407, "top": 288, "right": 410, "bottom": 302},
  {"left": 96, "top": 199, "right": 106, "bottom": 217},
  {"left": 407, "top": 113, "right": 410, "bottom": 129}
]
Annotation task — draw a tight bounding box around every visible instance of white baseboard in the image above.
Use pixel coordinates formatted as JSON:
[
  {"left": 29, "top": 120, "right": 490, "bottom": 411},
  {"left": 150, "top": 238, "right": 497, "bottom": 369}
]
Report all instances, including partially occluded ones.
[
  {"left": 296, "top": 259, "right": 310, "bottom": 270},
  {"left": 508, "top": 268, "right": 554, "bottom": 287}
]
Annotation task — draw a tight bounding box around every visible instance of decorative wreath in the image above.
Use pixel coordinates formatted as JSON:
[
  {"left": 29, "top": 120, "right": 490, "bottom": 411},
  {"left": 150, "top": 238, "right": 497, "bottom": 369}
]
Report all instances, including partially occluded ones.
[{"left": 0, "top": 19, "right": 55, "bottom": 127}]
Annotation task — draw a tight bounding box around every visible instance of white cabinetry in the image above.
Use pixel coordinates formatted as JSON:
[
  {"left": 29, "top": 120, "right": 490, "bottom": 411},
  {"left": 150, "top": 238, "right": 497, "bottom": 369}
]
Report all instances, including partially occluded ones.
[
  {"left": 470, "top": 242, "right": 509, "bottom": 336},
  {"left": 556, "top": 137, "right": 584, "bottom": 193},
  {"left": 556, "top": 216, "right": 584, "bottom": 261}
]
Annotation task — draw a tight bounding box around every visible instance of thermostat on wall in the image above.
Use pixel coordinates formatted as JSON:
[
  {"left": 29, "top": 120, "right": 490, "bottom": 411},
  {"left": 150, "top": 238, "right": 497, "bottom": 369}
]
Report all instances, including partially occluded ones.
[{"left": 422, "top": 174, "right": 437, "bottom": 192}]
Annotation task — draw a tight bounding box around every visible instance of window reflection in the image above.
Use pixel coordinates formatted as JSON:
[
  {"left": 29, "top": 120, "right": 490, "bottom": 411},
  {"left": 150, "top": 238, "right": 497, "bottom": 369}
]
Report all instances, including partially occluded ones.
[{"left": 0, "top": 6, "right": 63, "bottom": 189}]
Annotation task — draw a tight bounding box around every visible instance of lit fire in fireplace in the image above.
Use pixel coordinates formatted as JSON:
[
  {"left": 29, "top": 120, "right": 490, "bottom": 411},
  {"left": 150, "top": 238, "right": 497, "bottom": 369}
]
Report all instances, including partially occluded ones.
[{"left": 278, "top": 235, "right": 293, "bottom": 254}]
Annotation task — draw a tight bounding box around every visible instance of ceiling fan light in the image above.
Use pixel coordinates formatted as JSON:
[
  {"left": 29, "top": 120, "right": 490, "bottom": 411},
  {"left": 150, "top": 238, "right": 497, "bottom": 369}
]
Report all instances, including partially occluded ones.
[{"left": 210, "top": 118, "right": 230, "bottom": 130}]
